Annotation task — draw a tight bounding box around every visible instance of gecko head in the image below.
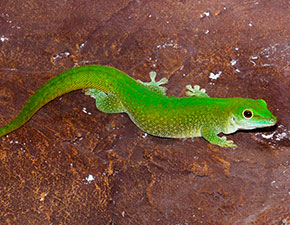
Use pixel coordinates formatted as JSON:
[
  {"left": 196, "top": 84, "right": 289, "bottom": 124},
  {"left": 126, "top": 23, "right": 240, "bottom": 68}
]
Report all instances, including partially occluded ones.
[{"left": 231, "top": 98, "right": 277, "bottom": 130}]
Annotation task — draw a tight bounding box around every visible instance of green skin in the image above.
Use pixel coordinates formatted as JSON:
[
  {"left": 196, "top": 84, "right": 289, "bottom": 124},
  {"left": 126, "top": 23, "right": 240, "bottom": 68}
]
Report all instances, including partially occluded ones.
[{"left": 0, "top": 65, "right": 277, "bottom": 147}]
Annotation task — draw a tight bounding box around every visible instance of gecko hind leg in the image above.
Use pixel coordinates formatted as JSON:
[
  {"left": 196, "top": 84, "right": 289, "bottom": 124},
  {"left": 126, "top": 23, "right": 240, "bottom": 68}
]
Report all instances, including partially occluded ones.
[
  {"left": 138, "top": 71, "right": 168, "bottom": 96},
  {"left": 186, "top": 85, "right": 209, "bottom": 97},
  {"left": 85, "top": 89, "right": 126, "bottom": 113}
]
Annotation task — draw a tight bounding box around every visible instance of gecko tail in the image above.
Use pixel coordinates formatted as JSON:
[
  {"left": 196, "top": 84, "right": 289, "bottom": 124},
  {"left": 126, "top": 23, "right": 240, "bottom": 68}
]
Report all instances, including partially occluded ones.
[{"left": 0, "top": 65, "right": 131, "bottom": 137}]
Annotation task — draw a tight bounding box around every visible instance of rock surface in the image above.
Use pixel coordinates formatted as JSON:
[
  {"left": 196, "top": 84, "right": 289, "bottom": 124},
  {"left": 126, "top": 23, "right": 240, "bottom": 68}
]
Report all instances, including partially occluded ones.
[{"left": 0, "top": 0, "right": 289, "bottom": 224}]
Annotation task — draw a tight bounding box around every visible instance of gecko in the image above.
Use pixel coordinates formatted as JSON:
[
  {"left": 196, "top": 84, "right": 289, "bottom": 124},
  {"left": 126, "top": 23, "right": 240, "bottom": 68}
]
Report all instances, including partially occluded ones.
[{"left": 0, "top": 65, "right": 277, "bottom": 147}]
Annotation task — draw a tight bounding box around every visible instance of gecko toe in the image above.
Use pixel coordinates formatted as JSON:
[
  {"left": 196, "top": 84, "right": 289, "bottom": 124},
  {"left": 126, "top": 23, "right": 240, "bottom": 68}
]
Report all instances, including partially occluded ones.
[
  {"left": 193, "top": 85, "right": 200, "bottom": 90},
  {"left": 149, "top": 71, "right": 157, "bottom": 81},
  {"left": 157, "top": 77, "right": 168, "bottom": 85}
]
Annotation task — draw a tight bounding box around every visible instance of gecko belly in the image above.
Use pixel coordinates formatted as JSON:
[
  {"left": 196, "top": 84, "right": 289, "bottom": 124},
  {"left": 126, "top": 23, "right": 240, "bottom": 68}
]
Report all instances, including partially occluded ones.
[{"left": 127, "top": 112, "right": 202, "bottom": 138}]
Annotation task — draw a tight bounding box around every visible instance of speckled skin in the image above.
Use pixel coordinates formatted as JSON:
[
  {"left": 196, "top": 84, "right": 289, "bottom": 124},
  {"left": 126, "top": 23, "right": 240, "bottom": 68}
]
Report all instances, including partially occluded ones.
[{"left": 0, "top": 65, "right": 277, "bottom": 147}]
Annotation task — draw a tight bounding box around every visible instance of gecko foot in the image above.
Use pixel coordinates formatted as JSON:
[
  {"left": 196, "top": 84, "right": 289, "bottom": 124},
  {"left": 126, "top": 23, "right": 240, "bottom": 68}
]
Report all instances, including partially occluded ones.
[
  {"left": 149, "top": 71, "right": 168, "bottom": 86},
  {"left": 220, "top": 136, "right": 237, "bottom": 148},
  {"left": 186, "top": 84, "right": 209, "bottom": 97},
  {"left": 138, "top": 71, "right": 168, "bottom": 95}
]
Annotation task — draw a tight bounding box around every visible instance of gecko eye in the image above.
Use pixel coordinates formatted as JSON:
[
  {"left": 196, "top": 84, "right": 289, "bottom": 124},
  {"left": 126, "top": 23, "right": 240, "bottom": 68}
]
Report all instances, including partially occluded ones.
[{"left": 243, "top": 109, "right": 253, "bottom": 119}]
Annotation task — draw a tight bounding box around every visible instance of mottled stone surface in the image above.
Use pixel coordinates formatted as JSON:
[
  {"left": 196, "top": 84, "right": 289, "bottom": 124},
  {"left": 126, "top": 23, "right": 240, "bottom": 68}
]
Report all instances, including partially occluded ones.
[{"left": 0, "top": 0, "right": 289, "bottom": 224}]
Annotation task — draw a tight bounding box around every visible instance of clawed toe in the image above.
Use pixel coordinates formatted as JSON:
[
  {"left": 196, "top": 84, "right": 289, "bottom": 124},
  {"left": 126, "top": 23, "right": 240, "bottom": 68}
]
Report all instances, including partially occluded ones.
[{"left": 149, "top": 71, "right": 157, "bottom": 81}]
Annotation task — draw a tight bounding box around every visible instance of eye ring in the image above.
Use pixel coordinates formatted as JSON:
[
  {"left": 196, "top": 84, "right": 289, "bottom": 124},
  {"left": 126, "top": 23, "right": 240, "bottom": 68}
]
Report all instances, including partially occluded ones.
[{"left": 243, "top": 109, "right": 253, "bottom": 119}]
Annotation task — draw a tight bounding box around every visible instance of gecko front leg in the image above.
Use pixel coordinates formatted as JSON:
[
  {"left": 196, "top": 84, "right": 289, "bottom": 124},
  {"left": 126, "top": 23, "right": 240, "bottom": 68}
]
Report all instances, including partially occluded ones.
[{"left": 201, "top": 126, "right": 237, "bottom": 148}]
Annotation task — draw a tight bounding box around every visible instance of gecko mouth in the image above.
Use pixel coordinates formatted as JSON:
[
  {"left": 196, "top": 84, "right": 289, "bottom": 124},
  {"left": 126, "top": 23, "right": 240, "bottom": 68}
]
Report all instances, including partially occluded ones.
[{"left": 242, "top": 120, "right": 276, "bottom": 129}]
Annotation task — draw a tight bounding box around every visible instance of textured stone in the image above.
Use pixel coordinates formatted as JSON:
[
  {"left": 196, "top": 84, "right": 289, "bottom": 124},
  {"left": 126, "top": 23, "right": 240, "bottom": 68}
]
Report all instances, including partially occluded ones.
[{"left": 0, "top": 0, "right": 289, "bottom": 224}]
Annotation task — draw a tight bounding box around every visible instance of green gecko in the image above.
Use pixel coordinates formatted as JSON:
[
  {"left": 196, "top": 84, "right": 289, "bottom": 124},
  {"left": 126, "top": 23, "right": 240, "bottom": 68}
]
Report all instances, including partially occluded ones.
[{"left": 0, "top": 65, "right": 277, "bottom": 147}]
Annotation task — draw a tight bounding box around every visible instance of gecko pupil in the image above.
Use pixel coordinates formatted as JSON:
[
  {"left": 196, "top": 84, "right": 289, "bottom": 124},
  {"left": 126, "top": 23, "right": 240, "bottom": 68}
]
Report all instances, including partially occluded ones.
[{"left": 243, "top": 110, "right": 252, "bottom": 119}]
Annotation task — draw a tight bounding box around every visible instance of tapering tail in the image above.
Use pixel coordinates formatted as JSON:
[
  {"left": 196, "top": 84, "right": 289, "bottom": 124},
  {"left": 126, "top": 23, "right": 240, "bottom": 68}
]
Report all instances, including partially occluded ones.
[{"left": 0, "top": 65, "right": 131, "bottom": 137}]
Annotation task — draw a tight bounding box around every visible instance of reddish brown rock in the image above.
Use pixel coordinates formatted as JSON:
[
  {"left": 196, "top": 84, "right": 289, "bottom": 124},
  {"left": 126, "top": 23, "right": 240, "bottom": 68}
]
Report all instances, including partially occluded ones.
[{"left": 0, "top": 0, "right": 289, "bottom": 224}]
